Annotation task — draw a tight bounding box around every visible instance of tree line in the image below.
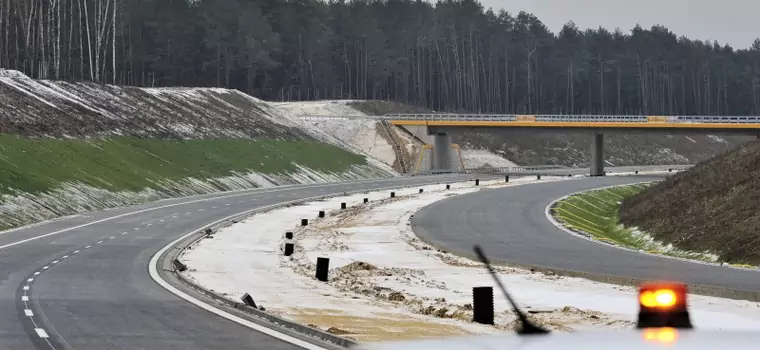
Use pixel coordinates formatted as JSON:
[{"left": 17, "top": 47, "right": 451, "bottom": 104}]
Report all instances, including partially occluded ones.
[{"left": 2, "top": 0, "right": 760, "bottom": 115}]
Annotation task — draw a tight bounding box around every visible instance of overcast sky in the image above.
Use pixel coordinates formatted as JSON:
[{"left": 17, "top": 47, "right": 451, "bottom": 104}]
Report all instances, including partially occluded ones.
[{"left": 478, "top": 0, "right": 758, "bottom": 49}]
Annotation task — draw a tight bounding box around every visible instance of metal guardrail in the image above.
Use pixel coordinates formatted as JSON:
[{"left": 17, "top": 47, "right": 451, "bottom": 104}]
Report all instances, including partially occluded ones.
[
  {"left": 411, "top": 165, "right": 567, "bottom": 176},
  {"left": 300, "top": 114, "right": 760, "bottom": 124},
  {"left": 385, "top": 114, "right": 760, "bottom": 124}
]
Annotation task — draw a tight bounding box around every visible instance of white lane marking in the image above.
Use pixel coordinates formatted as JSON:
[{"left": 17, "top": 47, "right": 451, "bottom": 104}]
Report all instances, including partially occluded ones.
[
  {"left": 33, "top": 272, "right": 40, "bottom": 275},
  {"left": 52, "top": 260, "right": 58, "bottom": 264},
  {"left": 62, "top": 255, "right": 68, "bottom": 259},
  {"left": 160, "top": 219, "right": 165, "bottom": 222},
  {"left": 109, "top": 236, "right": 115, "bottom": 240},
  {"left": 225, "top": 204, "right": 230, "bottom": 206},
  {"left": 42, "top": 266, "right": 48, "bottom": 270},
  {"left": 197, "top": 209, "right": 204, "bottom": 212},
  {"left": 23, "top": 286, "right": 29, "bottom": 291},
  {"left": 122, "top": 232, "right": 128, "bottom": 235},
  {"left": 238, "top": 201, "right": 244, "bottom": 204},
  {"left": 134, "top": 228, "right": 140, "bottom": 231},
  {"left": 27, "top": 278, "right": 33, "bottom": 282},
  {"left": 85, "top": 245, "right": 91, "bottom": 249},
  {"left": 73, "top": 250, "right": 80, "bottom": 254},
  {"left": 147, "top": 196, "right": 362, "bottom": 350},
  {"left": 0, "top": 176, "right": 457, "bottom": 252},
  {"left": 211, "top": 206, "right": 217, "bottom": 209},
  {"left": 34, "top": 328, "right": 49, "bottom": 338},
  {"left": 24, "top": 309, "right": 33, "bottom": 317},
  {"left": 147, "top": 223, "right": 152, "bottom": 227},
  {"left": 97, "top": 241, "right": 103, "bottom": 244},
  {"left": 21, "top": 296, "right": 29, "bottom": 302}
]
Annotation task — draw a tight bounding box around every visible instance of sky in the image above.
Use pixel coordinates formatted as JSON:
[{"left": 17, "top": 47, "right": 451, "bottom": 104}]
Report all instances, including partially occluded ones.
[{"left": 478, "top": 0, "right": 759, "bottom": 49}]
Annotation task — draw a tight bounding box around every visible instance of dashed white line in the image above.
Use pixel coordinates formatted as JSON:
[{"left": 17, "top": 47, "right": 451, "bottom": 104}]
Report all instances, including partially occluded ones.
[
  {"left": 21, "top": 296, "right": 29, "bottom": 302},
  {"left": 51, "top": 260, "right": 58, "bottom": 264},
  {"left": 160, "top": 219, "right": 165, "bottom": 222},
  {"left": 24, "top": 309, "right": 33, "bottom": 317},
  {"left": 133, "top": 228, "right": 140, "bottom": 231},
  {"left": 109, "top": 236, "right": 115, "bottom": 240},
  {"left": 146, "top": 223, "right": 152, "bottom": 227},
  {"left": 85, "top": 245, "right": 91, "bottom": 249},
  {"left": 33, "top": 272, "right": 40, "bottom": 275},
  {"left": 42, "top": 266, "right": 48, "bottom": 270},
  {"left": 225, "top": 204, "right": 230, "bottom": 206},
  {"left": 211, "top": 206, "right": 217, "bottom": 209},
  {"left": 34, "top": 328, "right": 49, "bottom": 338},
  {"left": 62, "top": 255, "right": 68, "bottom": 259},
  {"left": 73, "top": 250, "right": 80, "bottom": 254},
  {"left": 27, "top": 278, "right": 33, "bottom": 282},
  {"left": 23, "top": 286, "right": 29, "bottom": 291},
  {"left": 97, "top": 241, "right": 103, "bottom": 244},
  {"left": 197, "top": 209, "right": 204, "bottom": 212},
  {"left": 121, "top": 232, "right": 128, "bottom": 235}
]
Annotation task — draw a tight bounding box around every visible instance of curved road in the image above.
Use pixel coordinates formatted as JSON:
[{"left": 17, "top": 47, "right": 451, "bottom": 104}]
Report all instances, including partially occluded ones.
[
  {"left": 412, "top": 176, "right": 760, "bottom": 294},
  {"left": 0, "top": 174, "right": 479, "bottom": 350}
]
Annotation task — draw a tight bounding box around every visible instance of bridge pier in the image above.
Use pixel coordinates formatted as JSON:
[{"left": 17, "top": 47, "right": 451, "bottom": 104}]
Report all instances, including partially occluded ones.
[
  {"left": 590, "top": 132, "right": 604, "bottom": 176},
  {"left": 432, "top": 132, "right": 452, "bottom": 170}
]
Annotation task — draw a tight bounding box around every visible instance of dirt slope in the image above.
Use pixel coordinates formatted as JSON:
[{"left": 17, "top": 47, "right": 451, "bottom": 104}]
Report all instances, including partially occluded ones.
[{"left": 619, "top": 140, "right": 760, "bottom": 264}]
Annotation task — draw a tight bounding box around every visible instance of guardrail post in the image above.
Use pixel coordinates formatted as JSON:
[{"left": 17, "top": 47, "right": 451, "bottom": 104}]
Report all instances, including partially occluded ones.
[
  {"left": 472, "top": 286, "right": 494, "bottom": 325},
  {"left": 316, "top": 257, "right": 330, "bottom": 282}
]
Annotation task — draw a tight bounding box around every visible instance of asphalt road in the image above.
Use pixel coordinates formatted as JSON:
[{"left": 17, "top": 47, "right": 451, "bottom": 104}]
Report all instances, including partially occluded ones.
[
  {"left": 0, "top": 166, "right": 697, "bottom": 350},
  {"left": 0, "top": 174, "right": 480, "bottom": 350},
  {"left": 412, "top": 176, "right": 760, "bottom": 294}
]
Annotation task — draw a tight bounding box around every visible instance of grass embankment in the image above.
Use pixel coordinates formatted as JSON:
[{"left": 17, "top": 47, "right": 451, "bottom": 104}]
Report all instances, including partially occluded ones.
[
  {"left": 552, "top": 183, "right": 718, "bottom": 263},
  {"left": 0, "top": 135, "right": 368, "bottom": 195}
]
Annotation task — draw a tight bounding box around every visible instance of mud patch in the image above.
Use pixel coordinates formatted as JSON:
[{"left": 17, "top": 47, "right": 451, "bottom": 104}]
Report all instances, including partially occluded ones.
[{"left": 286, "top": 307, "right": 476, "bottom": 342}]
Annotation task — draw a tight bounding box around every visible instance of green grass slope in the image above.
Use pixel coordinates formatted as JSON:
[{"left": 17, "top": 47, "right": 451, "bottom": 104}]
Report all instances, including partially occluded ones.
[
  {"left": 0, "top": 136, "right": 388, "bottom": 230},
  {"left": 552, "top": 183, "right": 718, "bottom": 262},
  {"left": 619, "top": 140, "right": 760, "bottom": 265}
]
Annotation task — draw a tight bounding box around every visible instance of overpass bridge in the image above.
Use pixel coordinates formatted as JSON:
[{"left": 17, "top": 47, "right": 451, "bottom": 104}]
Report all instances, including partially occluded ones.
[{"left": 301, "top": 114, "right": 760, "bottom": 176}]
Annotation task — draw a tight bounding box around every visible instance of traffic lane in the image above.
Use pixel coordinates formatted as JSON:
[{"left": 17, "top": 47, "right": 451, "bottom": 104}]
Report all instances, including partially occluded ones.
[
  {"left": 411, "top": 176, "right": 760, "bottom": 292},
  {"left": 15, "top": 175, "right": 478, "bottom": 349}
]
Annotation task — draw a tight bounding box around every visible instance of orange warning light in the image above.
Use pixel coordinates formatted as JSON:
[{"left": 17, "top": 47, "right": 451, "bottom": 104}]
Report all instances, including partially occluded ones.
[{"left": 638, "top": 282, "right": 687, "bottom": 311}]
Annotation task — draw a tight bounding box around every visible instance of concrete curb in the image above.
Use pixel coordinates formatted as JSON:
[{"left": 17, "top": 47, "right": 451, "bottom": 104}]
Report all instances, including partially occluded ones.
[
  {"left": 410, "top": 175, "right": 760, "bottom": 304},
  {"left": 157, "top": 178, "right": 488, "bottom": 348}
]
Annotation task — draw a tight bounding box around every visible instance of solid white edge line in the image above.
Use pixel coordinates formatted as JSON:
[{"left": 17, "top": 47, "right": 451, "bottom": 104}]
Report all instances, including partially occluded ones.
[
  {"left": 146, "top": 178, "right": 525, "bottom": 350},
  {"left": 34, "top": 328, "right": 49, "bottom": 338},
  {"left": 24, "top": 309, "right": 33, "bottom": 317},
  {"left": 542, "top": 175, "right": 754, "bottom": 270},
  {"left": 21, "top": 296, "right": 29, "bottom": 301},
  {"left": 148, "top": 199, "right": 336, "bottom": 350}
]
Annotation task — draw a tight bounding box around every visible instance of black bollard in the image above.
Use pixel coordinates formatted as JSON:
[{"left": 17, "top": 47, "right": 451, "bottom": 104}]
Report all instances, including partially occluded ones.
[
  {"left": 390, "top": 192, "right": 395, "bottom": 198},
  {"left": 537, "top": 175, "right": 541, "bottom": 180},
  {"left": 668, "top": 168, "right": 673, "bottom": 172},
  {"left": 472, "top": 286, "right": 494, "bottom": 325},
  {"left": 419, "top": 188, "right": 424, "bottom": 193},
  {"left": 475, "top": 179, "right": 480, "bottom": 186},
  {"left": 285, "top": 231, "right": 293, "bottom": 239},
  {"left": 505, "top": 175, "right": 509, "bottom": 182},
  {"left": 341, "top": 202, "right": 347, "bottom": 209},
  {"left": 284, "top": 243, "right": 294, "bottom": 256},
  {"left": 363, "top": 198, "right": 369, "bottom": 203},
  {"left": 301, "top": 219, "right": 308, "bottom": 226},
  {"left": 318, "top": 210, "right": 325, "bottom": 218},
  {"left": 446, "top": 184, "right": 450, "bottom": 190},
  {"left": 315, "top": 257, "right": 330, "bottom": 282},
  {"left": 635, "top": 170, "right": 639, "bottom": 174}
]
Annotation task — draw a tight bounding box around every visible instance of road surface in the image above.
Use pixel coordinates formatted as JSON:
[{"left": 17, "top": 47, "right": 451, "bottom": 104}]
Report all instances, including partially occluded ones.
[{"left": 412, "top": 176, "right": 760, "bottom": 294}]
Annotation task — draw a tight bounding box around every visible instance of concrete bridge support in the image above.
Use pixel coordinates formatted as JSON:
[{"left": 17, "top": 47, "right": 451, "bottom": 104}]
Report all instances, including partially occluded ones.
[
  {"left": 432, "top": 132, "right": 452, "bottom": 170},
  {"left": 590, "top": 132, "right": 604, "bottom": 176}
]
